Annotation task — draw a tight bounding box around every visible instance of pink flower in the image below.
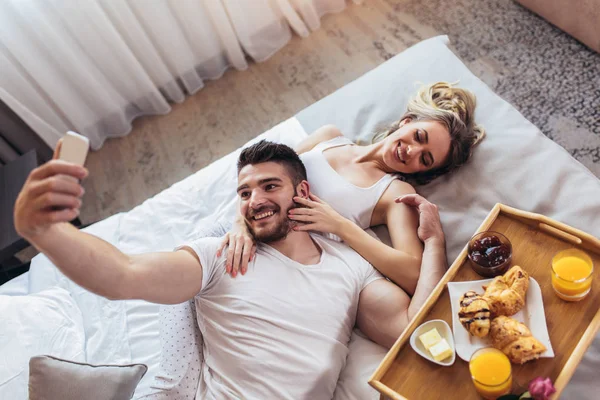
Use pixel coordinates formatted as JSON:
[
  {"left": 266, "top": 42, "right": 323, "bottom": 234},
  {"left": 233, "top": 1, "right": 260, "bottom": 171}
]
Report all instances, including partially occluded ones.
[{"left": 528, "top": 377, "right": 556, "bottom": 400}]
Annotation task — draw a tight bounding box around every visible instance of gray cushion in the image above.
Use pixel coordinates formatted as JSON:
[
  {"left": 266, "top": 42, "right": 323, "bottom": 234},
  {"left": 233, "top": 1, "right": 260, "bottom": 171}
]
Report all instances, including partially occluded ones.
[{"left": 29, "top": 355, "right": 147, "bottom": 400}]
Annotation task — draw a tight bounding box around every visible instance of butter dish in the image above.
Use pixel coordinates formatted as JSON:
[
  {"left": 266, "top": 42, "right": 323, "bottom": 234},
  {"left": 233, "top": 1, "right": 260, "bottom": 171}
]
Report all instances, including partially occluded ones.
[{"left": 409, "top": 319, "right": 456, "bottom": 366}]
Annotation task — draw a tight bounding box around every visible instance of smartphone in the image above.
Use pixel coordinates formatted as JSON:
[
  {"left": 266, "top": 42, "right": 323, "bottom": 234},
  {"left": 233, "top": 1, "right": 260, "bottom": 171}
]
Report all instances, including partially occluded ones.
[{"left": 58, "top": 131, "right": 89, "bottom": 166}]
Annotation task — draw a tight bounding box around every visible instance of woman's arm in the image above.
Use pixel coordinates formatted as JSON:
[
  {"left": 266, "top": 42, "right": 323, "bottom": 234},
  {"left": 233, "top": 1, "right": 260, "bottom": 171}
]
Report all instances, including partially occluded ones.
[
  {"left": 357, "top": 194, "right": 446, "bottom": 348},
  {"left": 367, "top": 180, "right": 424, "bottom": 290},
  {"left": 335, "top": 180, "right": 423, "bottom": 294},
  {"left": 215, "top": 207, "right": 256, "bottom": 277},
  {"left": 295, "top": 124, "right": 342, "bottom": 154},
  {"left": 290, "top": 181, "right": 424, "bottom": 295}
]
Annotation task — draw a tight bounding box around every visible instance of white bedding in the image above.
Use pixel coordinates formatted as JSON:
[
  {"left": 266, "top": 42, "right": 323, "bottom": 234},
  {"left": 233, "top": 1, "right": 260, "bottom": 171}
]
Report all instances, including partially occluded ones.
[
  {"left": 0, "top": 287, "right": 86, "bottom": 399},
  {"left": 1, "top": 35, "right": 599, "bottom": 399}
]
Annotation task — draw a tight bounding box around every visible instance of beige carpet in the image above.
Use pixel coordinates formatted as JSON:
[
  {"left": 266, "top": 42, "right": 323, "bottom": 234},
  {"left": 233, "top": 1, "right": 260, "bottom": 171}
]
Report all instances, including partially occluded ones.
[{"left": 79, "top": 0, "right": 600, "bottom": 225}]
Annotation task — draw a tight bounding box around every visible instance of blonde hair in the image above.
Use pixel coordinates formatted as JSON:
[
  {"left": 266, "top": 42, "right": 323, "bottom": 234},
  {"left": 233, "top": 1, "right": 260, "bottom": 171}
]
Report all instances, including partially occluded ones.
[{"left": 373, "top": 82, "right": 485, "bottom": 185}]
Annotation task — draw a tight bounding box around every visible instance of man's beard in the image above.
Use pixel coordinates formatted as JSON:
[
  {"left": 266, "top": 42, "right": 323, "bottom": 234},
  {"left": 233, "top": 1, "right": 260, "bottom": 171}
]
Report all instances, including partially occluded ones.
[{"left": 246, "top": 192, "right": 298, "bottom": 244}]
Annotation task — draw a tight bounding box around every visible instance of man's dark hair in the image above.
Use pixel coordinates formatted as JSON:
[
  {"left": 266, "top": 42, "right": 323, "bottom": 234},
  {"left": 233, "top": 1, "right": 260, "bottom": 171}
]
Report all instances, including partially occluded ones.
[{"left": 237, "top": 140, "right": 307, "bottom": 186}]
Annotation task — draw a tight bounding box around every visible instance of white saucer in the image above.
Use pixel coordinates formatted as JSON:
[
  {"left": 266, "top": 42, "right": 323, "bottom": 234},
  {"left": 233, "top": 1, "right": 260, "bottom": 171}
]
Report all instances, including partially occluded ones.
[{"left": 409, "top": 319, "right": 456, "bottom": 366}]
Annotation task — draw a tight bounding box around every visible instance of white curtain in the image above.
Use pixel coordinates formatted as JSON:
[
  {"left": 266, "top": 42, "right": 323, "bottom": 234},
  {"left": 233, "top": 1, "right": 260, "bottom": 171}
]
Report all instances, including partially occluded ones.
[{"left": 0, "top": 0, "right": 361, "bottom": 150}]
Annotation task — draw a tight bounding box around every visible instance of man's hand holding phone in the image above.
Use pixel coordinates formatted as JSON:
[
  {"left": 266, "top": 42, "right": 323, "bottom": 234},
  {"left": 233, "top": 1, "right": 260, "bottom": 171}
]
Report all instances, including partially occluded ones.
[{"left": 14, "top": 132, "right": 89, "bottom": 240}]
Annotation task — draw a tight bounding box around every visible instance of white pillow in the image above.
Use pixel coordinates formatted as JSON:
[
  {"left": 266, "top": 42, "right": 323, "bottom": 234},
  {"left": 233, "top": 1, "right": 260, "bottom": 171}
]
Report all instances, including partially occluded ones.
[{"left": 0, "top": 287, "right": 85, "bottom": 400}]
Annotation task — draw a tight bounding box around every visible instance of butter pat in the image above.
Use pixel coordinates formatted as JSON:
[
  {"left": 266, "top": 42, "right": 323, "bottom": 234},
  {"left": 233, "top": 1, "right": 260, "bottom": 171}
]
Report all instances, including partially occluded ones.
[
  {"left": 419, "top": 328, "right": 442, "bottom": 350},
  {"left": 429, "top": 338, "right": 453, "bottom": 362}
]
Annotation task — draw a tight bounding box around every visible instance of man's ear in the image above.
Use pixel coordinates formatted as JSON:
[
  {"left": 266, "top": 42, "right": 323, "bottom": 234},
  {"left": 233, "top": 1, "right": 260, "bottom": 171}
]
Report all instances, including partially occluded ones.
[{"left": 295, "top": 180, "right": 310, "bottom": 198}]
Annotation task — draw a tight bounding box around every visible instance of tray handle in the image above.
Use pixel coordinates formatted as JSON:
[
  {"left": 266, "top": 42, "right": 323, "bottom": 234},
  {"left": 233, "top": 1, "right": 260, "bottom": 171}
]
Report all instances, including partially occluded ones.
[
  {"left": 499, "top": 204, "right": 600, "bottom": 253},
  {"left": 539, "top": 223, "right": 582, "bottom": 246}
]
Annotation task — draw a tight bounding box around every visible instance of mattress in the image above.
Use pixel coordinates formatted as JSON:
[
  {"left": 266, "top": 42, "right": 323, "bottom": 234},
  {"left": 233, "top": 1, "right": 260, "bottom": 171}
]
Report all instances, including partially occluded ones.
[{"left": 2, "top": 35, "right": 599, "bottom": 399}]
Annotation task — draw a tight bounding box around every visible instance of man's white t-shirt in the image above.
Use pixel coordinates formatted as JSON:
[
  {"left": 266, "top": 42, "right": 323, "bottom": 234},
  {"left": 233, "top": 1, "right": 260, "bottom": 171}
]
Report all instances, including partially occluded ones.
[{"left": 182, "top": 234, "right": 383, "bottom": 400}]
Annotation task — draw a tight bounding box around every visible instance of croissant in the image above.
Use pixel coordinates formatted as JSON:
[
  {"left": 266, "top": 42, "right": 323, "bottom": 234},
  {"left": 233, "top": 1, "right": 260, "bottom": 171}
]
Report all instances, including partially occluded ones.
[
  {"left": 459, "top": 291, "right": 491, "bottom": 337},
  {"left": 490, "top": 316, "right": 546, "bottom": 364},
  {"left": 482, "top": 266, "right": 529, "bottom": 317},
  {"left": 503, "top": 265, "right": 529, "bottom": 299}
]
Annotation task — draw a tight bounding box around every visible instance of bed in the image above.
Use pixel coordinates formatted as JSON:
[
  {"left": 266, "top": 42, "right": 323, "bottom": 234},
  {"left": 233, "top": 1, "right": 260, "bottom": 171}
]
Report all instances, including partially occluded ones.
[{"left": 1, "top": 35, "right": 599, "bottom": 400}]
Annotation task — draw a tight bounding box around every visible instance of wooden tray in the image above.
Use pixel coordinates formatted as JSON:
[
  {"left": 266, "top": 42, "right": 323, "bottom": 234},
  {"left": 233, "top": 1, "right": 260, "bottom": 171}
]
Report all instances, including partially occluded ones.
[{"left": 370, "top": 204, "right": 600, "bottom": 400}]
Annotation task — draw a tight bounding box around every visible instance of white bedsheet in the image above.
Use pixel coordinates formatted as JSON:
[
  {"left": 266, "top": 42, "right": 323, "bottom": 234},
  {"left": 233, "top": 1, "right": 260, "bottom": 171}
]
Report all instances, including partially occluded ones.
[
  {"left": 2, "top": 35, "right": 599, "bottom": 399},
  {"left": 0, "top": 287, "right": 86, "bottom": 399}
]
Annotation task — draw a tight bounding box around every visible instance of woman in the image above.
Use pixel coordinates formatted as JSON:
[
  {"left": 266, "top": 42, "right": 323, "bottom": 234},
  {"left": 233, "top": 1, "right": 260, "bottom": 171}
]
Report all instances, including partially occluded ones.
[
  {"left": 220, "top": 81, "right": 485, "bottom": 295},
  {"left": 151, "top": 81, "right": 484, "bottom": 397}
]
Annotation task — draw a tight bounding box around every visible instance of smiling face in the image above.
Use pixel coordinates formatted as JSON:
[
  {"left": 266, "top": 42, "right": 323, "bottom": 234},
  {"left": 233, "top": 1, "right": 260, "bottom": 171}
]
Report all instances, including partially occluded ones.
[
  {"left": 381, "top": 118, "right": 452, "bottom": 174},
  {"left": 237, "top": 161, "right": 305, "bottom": 244}
]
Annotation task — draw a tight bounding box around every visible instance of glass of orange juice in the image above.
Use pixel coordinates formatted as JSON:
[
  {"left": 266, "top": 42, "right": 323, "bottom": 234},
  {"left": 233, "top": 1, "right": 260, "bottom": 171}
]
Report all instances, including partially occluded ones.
[
  {"left": 551, "top": 249, "right": 594, "bottom": 301},
  {"left": 469, "top": 348, "right": 512, "bottom": 399}
]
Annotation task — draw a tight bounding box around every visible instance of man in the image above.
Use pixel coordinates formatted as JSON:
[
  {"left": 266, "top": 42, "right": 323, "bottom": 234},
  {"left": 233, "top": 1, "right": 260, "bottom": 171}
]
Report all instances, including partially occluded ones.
[{"left": 14, "top": 140, "right": 447, "bottom": 399}]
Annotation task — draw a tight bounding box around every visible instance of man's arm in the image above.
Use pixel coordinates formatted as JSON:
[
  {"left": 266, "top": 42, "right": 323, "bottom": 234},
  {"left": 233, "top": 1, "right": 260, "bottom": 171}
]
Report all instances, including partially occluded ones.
[
  {"left": 356, "top": 194, "right": 447, "bottom": 348},
  {"left": 29, "top": 223, "right": 203, "bottom": 304},
  {"left": 14, "top": 145, "right": 203, "bottom": 304}
]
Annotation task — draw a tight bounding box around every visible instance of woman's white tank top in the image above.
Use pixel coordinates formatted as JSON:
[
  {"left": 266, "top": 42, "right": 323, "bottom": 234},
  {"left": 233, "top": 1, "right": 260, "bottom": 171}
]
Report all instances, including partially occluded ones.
[{"left": 299, "top": 136, "right": 397, "bottom": 231}]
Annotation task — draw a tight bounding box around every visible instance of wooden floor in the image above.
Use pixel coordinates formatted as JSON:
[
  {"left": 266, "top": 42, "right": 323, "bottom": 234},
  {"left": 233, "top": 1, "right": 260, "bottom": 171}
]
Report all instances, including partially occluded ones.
[{"left": 79, "top": 0, "right": 438, "bottom": 224}]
